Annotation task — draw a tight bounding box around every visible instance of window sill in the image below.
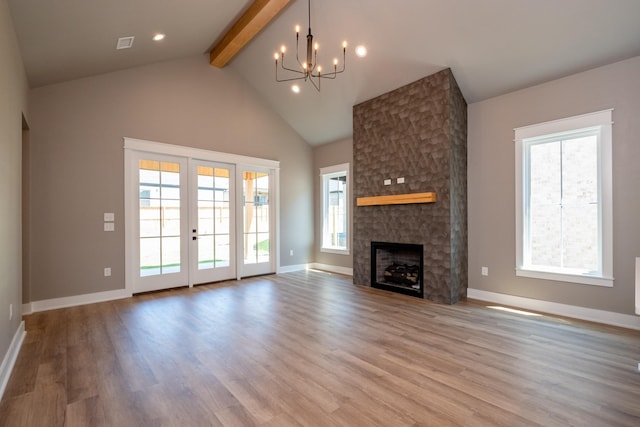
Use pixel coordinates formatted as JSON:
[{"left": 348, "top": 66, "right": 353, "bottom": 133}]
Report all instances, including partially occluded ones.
[
  {"left": 516, "top": 268, "right": 614, "bottom": 287},
  {"left": 321, "top": 247, "right": 350, "bottom": 255}
]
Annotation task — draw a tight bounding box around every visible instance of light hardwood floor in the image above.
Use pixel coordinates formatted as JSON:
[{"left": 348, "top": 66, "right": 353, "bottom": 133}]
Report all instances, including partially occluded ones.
[{"left": 1, "top": 270, "right": 639, "bottom": 426}]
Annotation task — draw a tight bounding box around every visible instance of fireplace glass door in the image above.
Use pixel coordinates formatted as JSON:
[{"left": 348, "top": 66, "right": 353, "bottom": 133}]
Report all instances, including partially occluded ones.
[{"left": 371, "top": 242, "right": 424, "bottom": 298}]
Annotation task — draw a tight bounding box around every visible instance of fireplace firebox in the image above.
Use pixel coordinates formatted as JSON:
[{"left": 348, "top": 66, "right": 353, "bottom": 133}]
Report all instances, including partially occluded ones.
[{"left": 371, "top": 242, "right": 424, "bottom": 298}]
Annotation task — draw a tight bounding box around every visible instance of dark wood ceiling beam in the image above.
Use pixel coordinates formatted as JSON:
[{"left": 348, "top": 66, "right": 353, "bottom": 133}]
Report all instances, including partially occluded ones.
[{"left": 210, "top": 0, "right": 291, "bottom": 68}]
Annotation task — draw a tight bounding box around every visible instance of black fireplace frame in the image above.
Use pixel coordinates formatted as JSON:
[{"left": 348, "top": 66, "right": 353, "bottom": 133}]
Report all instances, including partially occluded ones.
[{"left": 371, "top": 241, "right": 424, "bottom": 298}]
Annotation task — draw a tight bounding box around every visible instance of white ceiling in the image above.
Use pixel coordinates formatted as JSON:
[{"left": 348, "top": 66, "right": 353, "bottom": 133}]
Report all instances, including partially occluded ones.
[{"left": 9, "top": 0, "right": 640, "bottom": 145}]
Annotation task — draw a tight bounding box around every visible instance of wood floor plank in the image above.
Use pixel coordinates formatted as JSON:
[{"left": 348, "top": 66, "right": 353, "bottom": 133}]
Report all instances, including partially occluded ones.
[
  {"left": 0, "top": 393, "right": 34, "bottom": 426},
  {"left": 65, "top": 395, "right": 108, "bottom": 427},
  {"left": 1, "top": 270, "right": 639, "bottom": 426}
]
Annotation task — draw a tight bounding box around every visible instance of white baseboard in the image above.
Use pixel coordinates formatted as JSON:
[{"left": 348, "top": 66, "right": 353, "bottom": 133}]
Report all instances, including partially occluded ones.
[
  {"left": 0, "top": 320, "right": 26, "bottom": 401},
  {"left": 24, "top": 289, "right": 132, "bottom": 314},
  {"left": 467, "top": 288, "right": 640, "bottom": 330},
  {"left": 277, "top": 263, "right": 354, "bottom": 276},
  {"left": 310, "top": 263, "right": 353, "bottom": 276},
  {"left": 277, "top": 263, "right": 310, "bottom": 274}
]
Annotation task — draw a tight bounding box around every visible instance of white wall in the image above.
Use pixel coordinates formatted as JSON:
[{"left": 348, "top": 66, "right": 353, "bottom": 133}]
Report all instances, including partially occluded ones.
[
  {"left": 313, "top": 137, "right": 353, "bottom": 270},
  {"left": 28, "top": 55, "right": 313, "bottom": 301},
  {"left": 468, "top": 56, "right": 640, "bottom": 315},
  {"left": 0, "top": 0, "right": 28, "bottom": 377}
]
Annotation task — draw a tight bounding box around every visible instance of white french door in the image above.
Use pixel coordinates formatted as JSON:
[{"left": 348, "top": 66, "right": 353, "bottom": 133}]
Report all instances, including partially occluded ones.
[
  {"left": 238, "top": 167, "right": 276, "bottom": 277},
  {"left": 189, "top": 160, "right": 236, "bottom": 284},
  {"left": 133, "top": 153, "right": 189, "bottom": 293},
  {"left": 125, "top": 138, "right": 279, "bottom": 294}
]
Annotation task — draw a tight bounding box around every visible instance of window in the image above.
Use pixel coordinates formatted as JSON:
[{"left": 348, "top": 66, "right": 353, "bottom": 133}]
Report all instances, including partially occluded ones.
[
  {"left": 320, "top": 163, "right": 349, "bottom": 254},
  {"left": 515, "top": 110, "right": 613, "bottom": 286}
]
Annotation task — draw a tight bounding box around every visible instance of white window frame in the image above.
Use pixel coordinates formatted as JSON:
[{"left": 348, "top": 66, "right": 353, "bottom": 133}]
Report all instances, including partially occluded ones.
[
  {"left": 514, "top": 109, "right": 613, "bottom": 287},
  {"left": 320, "top": 163, "right": 350, "bottom": 255}
]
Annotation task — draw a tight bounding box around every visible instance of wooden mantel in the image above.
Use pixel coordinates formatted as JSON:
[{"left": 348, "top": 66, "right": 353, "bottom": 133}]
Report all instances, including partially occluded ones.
[{"left": 356, "top": 192, "right": 437, "bottom": 207}]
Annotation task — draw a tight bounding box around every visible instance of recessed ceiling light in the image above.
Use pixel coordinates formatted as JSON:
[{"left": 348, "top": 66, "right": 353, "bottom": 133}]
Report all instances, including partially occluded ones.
[
  {"left": 355, "top": 45, "right": 367, "bottom": 58},
  {"left": 116, "top": 36, "right": 135, "bottom": 50},
  {"left": 153, "top": 33, "right": 165, "bottom": 42},
  {"left": 291, "top": 84, "right": 300, "bottom": 94}
]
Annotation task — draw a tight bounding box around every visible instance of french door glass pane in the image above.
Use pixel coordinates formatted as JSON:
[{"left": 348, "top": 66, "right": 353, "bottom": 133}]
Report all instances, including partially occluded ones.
[
  {"left": 140, "top": 237, "right": 161, "bottom": 277},
  {"left": 215, "top": 235, "right": 230, "bottom": 267},
  {"left": 198, "top": 202, "right": 214, "bottom": 234},
  {"left": 243, "top": 171, "right": 269, "bottom": 264},
  {"left": 139, "top": 199, "right": 160, "bottom": 238},
  {"left": 161, "top": 199, "right": 181, "bottom": 236},
  {"left": 139, "top": 160, "right": 181, "bottom": 277},
  {"left": 197, "top": 166, "right": 231, "bottom": 270},
  {"left": 198, "top": 235, "right": 214, "bottom": 269},
  {"left": 162, "top": 236, "right": 181, "bottom": 273}
]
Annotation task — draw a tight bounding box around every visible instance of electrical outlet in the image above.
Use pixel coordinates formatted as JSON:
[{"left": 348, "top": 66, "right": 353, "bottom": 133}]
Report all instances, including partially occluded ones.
[
  {"left": 397, "top": 177, "right": 405, "bottom": 184},
  {"left": 104, "top": 222, "right": 115, "bottom": 231},
  {"left": 481, "top": 266, "right": 489, "bottom": 276},
  {"left": 384, "top": 179, "right": 392, "bottom": 185},
  {"left": 104, "top": 267, "right": 111, "bottom": 277},
  {"left": 104, "top": 212, "right": 115, "bottom": 222}
]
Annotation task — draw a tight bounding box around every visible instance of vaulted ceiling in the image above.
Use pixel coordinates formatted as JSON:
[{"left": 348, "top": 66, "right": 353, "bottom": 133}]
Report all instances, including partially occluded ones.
[{"left": 9, "top": 0, "right": 640, "bottom": 145}]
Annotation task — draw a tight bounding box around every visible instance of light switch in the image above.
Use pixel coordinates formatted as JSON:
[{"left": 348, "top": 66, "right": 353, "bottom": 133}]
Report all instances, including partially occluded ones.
[
  {"left": 104, "top": 222, "right": 115, "bottom": 232},
  {"left": 104, "top": 212, "right": 114, "bottom": 222}
]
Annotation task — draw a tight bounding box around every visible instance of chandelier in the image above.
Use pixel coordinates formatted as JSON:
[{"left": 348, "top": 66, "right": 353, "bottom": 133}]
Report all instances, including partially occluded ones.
[{"left": 274, "top": 0, "right": 346, "bottom": 92}]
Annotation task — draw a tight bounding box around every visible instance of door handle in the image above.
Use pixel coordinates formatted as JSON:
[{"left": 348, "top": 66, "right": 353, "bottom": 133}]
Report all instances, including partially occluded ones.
[{"left": 192, "top": 236, "right": 197, "bottom": 240}]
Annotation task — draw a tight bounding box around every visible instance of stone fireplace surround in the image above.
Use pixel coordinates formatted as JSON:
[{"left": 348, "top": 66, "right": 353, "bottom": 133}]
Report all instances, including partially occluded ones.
[{"left": 352, "top": 69, "right": 468, "bottom": 304}]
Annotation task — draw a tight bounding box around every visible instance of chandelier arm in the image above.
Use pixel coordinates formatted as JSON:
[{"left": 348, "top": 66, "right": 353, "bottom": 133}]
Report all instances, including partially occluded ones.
[
  {"left": 316, "top": 67, "right": 345, "bottom": 79},
  {"left": 311, "top": 57, "right": 346, "bottom": 79},
  {"left": 276, "top": 75, "right": 309, "bottom": 83},
  {"left": 276, "top": 60, "right": 308, "bottom": 82},
  {"left": 280, "top": 53, "right": 309, "bottom": 75},
  {"left": 281, "top": 63, "right": 307, "bottom": 75},
  {"left": 313, "top": 73, "right": 336, "bottom": 80},
  {"left": 309, "top": 74, "right": 320, "bottom": 91}
]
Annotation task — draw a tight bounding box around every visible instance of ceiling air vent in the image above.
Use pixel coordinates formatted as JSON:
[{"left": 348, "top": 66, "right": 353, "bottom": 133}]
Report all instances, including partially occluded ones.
[{"left": 116, "top": 36, "right": 135, "bottom": 50}]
